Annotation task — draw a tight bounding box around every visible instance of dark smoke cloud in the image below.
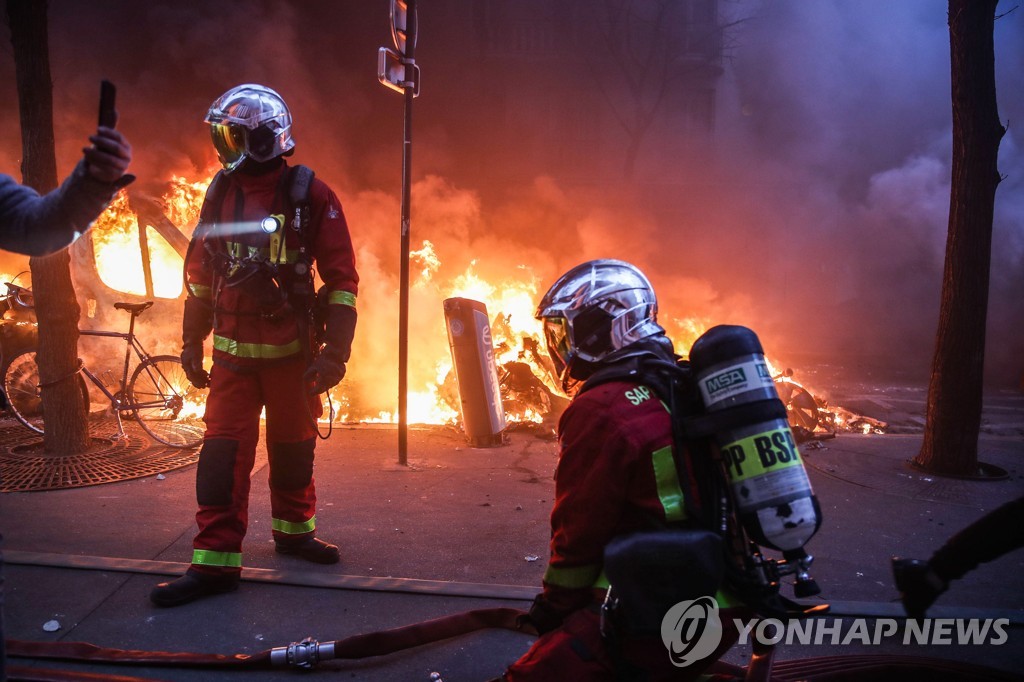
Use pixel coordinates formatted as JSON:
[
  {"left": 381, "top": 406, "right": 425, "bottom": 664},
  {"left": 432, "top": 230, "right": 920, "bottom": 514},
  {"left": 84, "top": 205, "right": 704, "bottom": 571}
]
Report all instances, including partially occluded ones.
[
  {"left": 1, "top": 0, "right": 1021, "bottom": 412},
  {"left": 703, "top": 1, "right": 1023, "bottom": 382}
]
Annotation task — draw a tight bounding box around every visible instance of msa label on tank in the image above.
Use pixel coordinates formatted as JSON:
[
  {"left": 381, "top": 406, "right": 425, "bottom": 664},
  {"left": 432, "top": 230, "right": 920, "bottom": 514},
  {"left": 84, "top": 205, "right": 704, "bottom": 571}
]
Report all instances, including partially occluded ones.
[
  {"left": 720, "top": 427, "right": 803, "bottom": 484},
  {"left": 700, "top": 359, "right": 772, "bottom": 406}
]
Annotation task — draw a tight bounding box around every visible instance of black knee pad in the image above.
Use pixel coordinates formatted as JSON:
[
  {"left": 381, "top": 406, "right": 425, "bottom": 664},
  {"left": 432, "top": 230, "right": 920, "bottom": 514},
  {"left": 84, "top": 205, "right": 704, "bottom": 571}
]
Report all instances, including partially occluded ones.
[
  {"left": 196, "top": 438, "right": 239, "bottom": 506},
  {"left": 268, "top": 438, "right": 315, "bottom": 491}
]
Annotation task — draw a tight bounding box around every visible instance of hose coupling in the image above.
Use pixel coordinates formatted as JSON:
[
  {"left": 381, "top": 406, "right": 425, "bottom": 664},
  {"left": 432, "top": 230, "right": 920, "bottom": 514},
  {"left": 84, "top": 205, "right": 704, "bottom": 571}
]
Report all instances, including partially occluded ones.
[{"left": 270, "top": 637, "right": 335, "bottom": 669}]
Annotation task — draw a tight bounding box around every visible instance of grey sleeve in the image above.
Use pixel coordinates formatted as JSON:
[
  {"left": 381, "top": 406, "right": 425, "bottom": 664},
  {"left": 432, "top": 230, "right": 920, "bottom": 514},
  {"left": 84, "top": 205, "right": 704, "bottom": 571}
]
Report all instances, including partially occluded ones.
[{"left": 0, "top": 160, "right": 120, "bottom": 257}]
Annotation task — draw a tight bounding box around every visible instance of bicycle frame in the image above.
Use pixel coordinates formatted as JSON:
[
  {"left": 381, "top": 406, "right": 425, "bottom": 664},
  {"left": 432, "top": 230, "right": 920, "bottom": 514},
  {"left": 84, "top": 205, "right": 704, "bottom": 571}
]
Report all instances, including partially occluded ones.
[
  {"left": 71, "top": 306, "right": 194, "bottom": 444},
  {"left": 78, "top": 309, "right": 153, "bottom": 409},
  {"left": 1, "top": 296, "right": 205, "bottom": 448}
]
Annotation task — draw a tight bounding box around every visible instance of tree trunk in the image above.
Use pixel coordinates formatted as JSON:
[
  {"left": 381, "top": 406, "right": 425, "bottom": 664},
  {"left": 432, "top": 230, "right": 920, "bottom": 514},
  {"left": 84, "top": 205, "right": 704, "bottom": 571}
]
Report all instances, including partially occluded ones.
[
  {"left": 7, "top": 0, "right": 91, "bottom": 453},
  {"left": 914, "top": 0, "right": 1004, "bottom": 475}
]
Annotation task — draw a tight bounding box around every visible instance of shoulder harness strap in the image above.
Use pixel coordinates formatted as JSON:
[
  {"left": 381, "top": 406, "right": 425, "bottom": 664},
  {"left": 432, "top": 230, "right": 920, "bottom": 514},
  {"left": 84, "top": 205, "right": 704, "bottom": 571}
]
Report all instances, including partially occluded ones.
[{"left": 286, "top": 164, "right": 315, "bottom": 253}]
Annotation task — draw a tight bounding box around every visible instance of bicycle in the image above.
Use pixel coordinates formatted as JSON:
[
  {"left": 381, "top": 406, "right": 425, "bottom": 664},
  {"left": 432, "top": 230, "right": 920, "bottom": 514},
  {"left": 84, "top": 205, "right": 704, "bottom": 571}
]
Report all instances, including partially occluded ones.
[{"left": 2, "top": 300, "right": 206, "bottom": 448}]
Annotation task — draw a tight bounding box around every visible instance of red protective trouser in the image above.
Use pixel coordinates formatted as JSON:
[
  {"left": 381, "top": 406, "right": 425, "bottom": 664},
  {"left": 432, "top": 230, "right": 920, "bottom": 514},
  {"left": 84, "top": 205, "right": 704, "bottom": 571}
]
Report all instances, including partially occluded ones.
[
  {"left": 191, "top": 357, "right": 322, "bottom": 576},
  {"left": 503, "top": 608, "right": 744, "bottom": 681}
]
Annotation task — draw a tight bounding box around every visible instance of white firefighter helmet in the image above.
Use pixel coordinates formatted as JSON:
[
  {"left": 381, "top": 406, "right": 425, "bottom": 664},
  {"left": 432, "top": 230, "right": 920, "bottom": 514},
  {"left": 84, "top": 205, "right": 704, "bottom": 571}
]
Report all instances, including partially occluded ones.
[
  {"left": 205, "top": 83, "right": 295, "bottom": 172},
  {"left": 536, "top": 259, "right": 664, "bottom": 393}
]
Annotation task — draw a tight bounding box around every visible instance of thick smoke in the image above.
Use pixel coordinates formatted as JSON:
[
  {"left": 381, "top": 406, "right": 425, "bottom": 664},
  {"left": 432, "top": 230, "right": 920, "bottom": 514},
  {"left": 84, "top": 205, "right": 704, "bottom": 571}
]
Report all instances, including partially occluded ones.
[
  {"left": 710, "top": 1, "right": 1023, "bottom": 381},
  {"left": 1, "top": 0, "right": 1021, "bottom": 419}
]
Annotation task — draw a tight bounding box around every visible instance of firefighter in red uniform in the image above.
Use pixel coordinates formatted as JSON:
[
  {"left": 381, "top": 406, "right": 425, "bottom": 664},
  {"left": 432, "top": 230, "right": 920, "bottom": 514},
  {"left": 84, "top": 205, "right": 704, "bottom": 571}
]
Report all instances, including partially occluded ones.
[
  {"left": 151, "top": 84, "right": 358, "bottom": 607},
  {"left": 499, "top": 260, "right": 717, "bottom": 680}
]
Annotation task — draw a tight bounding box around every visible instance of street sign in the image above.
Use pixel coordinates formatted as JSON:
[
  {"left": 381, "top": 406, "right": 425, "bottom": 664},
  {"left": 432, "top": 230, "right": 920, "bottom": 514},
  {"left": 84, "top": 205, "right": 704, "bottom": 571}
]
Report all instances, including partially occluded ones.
[
  {"left": 378, "top": 46, "right": 421, "bottom": 96},
  {"left": 390, "top": 0, "right": 417, "bottom": 56}
]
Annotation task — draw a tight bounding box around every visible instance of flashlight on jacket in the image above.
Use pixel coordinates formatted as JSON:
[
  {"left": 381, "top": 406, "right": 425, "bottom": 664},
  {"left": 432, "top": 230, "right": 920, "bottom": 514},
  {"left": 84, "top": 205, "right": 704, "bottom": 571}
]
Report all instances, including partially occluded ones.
[
  {"left": 261, "top": 214, "right": 283, "bottom": 234},
  {"left": 263, "top": 213, "right": 286, "bottom": 264}
]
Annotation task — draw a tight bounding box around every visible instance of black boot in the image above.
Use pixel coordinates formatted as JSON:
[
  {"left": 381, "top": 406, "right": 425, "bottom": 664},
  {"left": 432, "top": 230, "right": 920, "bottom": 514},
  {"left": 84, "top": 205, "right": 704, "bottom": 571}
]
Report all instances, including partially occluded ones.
[
  {"left": 892, "top": 557, "right": 947, "bottom": 619},
  {"left": 275, "top": 536, "right": 340, "bottom": 564},
  {"left": 150, "top": 570, "right": 240, "bottom": 608}
]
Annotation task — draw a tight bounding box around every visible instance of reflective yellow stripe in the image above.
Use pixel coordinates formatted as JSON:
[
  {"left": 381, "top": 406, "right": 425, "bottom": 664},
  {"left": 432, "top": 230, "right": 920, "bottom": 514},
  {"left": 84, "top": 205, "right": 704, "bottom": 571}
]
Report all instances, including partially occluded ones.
[
  {"left": 213, "top": 335, "right": 301, "bottom": 359},
  {"left": 652, "top": 445, "right": 687, "bottom": 522},
  {"left": 715, "top": 587, "right": 743, "bottom": 608},
  {"left": 192, "top": 549, "right": 242, "bottom": 568},
  {"left": 188, "top": 283, "right": 212, "bottom": 299},
  {"left": 272, "top": 516, "right": 316, "bottom": 534},
  {"left": 543, "top": 563, "right": 602, "bottom": 589},
  {"left": 225, "top": 240, "right": 300, "bottom": 265},
  {"left": 328, "top": 290, "right": 356, "bottom": 308}
]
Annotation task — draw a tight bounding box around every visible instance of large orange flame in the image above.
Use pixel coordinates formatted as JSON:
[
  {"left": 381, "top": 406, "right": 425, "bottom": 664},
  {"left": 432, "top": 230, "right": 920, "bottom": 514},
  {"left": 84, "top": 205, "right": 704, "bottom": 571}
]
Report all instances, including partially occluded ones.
[
  {"left": 82, "top": 179, "right": 881, "bottom": 436},
  {"left": 90, "top": 181, "right": 211, "bottom": 299}
]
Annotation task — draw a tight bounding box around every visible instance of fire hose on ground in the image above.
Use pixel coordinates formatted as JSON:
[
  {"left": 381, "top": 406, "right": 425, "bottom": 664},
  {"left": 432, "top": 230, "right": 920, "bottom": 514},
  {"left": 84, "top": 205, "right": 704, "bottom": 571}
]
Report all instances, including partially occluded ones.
[
  {"left": 4, "top": 550, "right": 1023, "bottom": 680},
  {"left": 7, "top": 606, "right": 1023, "bottom": 682},
  {"left": 6, "top": 606, "right": 531, "bottom": 675}
]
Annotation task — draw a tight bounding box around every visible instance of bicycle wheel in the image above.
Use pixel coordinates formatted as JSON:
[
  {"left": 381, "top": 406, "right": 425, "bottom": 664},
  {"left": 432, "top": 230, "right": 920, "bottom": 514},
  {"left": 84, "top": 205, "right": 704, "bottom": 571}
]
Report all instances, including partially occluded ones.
[
  {"left": 2, "top": 349, "right": 90, "bottom": 435},
  {"left": 786, "top": 384, "right": 821, "bottom": 432},
  {"left": 129, "top": 355, "right": 206, "bottom": 448}
]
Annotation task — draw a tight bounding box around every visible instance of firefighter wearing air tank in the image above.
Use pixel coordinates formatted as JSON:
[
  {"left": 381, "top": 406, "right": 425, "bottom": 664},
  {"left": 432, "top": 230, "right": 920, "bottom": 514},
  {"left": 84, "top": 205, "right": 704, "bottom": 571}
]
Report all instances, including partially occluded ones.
[
  {"left": 150, "top": 84, "right": 358, "bottom": 607},
  {"left": 499, "top": 260, "right": 712, "bottom": 680}
]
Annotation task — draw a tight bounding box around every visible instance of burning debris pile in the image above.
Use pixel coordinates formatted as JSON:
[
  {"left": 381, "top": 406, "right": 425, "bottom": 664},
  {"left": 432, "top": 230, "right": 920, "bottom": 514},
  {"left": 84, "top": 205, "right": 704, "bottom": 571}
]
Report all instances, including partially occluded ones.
[
  {"left": 435, "top": 304, "right": 888, "bottom": 443},
  {"left": 773, "top": 368, "right": 888, "bottom": 442}
]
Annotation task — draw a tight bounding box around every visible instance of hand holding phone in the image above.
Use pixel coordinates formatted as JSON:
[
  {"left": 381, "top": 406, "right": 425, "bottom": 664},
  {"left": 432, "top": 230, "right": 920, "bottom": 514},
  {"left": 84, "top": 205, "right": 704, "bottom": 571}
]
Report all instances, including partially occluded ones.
[
  {"left": 87, "top": 79, "right": 133, "bottom": 185},
  {"left": 99, "top": 79, "right": 117, "bottom": 128}
]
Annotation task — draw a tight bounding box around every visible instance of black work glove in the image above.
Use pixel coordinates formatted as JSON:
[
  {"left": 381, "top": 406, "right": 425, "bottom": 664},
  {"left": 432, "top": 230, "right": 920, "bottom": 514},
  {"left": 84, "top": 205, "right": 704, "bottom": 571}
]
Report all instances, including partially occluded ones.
[
  {"left": 892, "top": 557, "right": 947, "bottom": 619},
  {"left": 182, "top": 296, "right": 213, "bottom": 342},
  {"left": 304, "top": 346, "right": 346, "bottom": 395},
  {"left": 181, "top": 296, "right": 212, "bottom": 389},
  {"left": 180, "top": 342, "right": 209, "bottom": 389},
  {"left": 518, "top": 594, "right": 567, "bottom": 636},
  {"left": 320, "top": 301, "right": 357, "bottom": 356}
]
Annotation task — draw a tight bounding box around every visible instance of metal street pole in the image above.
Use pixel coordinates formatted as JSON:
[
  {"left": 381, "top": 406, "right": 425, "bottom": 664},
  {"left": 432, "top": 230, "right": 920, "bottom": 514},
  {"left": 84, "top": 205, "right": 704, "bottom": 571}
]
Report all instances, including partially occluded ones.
[
  {"left": 398, "top": 23, "right": 414, "bottom": 467},
  {"left": 379, "top": 0, "right": 418, "bottom": 466}
]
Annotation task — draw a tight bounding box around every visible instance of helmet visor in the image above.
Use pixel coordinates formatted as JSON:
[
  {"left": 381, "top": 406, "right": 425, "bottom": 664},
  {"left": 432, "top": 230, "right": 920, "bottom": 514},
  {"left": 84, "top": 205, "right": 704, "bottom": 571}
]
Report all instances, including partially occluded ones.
[
  {"left": 543, "top": 317, "right": 570, "bottom": 380},
  {"left": 209, "top": 123, "right": 247, "bottom": 171}
]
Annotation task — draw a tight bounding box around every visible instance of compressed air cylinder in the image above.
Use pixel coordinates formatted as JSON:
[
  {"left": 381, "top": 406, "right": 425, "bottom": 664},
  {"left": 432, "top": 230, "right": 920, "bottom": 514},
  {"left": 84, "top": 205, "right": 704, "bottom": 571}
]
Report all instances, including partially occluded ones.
[
  {"left": 443, "top": 298, "right": 506, "bottom": 447},
  {"left": 689, "top": 325, "right": 821, "bottom": 552}
]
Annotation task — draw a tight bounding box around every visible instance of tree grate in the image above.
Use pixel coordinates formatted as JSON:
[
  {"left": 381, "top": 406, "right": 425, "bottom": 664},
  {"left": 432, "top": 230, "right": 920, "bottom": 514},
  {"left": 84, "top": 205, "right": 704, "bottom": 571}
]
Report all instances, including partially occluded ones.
[{"left": 0, "top": 416, "right": 199, "bottom": 493}]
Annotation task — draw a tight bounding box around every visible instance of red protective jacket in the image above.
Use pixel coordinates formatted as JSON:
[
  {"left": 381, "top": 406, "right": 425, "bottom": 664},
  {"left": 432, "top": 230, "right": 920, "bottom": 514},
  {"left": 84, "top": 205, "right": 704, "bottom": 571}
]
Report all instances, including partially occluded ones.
[
  {"left": 184, "top": 161, "right": 358, "bottom": 368},
  {"left": 540, "top": 379, "right": 701, "bottom": 616}
]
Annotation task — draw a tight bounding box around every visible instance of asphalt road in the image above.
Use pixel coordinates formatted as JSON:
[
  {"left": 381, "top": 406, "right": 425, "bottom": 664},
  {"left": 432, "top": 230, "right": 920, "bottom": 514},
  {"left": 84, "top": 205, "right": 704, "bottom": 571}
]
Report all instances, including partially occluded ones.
[{"left": 1, "top": 378, "right": 1022, "bottom": 681}]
